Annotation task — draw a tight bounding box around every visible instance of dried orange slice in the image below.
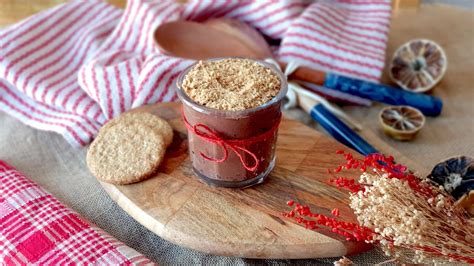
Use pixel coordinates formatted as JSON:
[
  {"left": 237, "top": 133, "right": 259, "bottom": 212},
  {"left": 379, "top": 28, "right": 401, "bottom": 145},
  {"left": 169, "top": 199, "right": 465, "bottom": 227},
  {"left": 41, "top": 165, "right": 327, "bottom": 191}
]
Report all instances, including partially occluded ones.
[
  {"left": 379, "top": 105, "right": 425, "bottom": 141},
  {"left": 456, "top": 191, "right": 474, "bottom": 216},
  {"left": 389, "top": 39, "right": 447, "bottom": 93},
  {"left": 427, "top": 156, "right": 474, "bottom": 216}
]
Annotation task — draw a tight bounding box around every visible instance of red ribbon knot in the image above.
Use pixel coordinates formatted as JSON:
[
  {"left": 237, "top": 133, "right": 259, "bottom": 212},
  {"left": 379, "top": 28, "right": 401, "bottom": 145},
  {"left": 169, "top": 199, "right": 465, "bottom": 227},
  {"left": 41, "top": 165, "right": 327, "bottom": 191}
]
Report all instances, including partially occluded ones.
[{"left": 183, "top": 113, "right": 281, "bottom": 172}]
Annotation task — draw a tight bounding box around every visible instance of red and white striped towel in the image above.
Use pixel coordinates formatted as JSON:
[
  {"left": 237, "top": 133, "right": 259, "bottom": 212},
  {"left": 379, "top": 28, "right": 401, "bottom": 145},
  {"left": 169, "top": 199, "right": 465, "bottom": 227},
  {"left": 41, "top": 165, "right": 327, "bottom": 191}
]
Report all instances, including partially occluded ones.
[
  {"left": 0, "top": 0, "right": 391, "bottom": 147},
  {"left": 0, "top": 161, "right": 154, "bottom": 265}
]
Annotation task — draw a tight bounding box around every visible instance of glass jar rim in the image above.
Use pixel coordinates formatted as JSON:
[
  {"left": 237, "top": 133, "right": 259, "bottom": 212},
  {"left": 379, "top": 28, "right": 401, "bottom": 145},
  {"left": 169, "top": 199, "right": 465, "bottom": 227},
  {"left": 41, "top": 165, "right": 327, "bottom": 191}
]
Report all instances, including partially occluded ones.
[{"left": 176, "top": 57, "right": 288, "bottom": 117}]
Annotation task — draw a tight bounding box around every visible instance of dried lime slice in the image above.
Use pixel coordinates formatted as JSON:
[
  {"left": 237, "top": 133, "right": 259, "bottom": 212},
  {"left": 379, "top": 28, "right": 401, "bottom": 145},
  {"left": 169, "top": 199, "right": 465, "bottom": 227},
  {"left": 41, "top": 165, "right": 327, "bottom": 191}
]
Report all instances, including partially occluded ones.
[
  {"left": 379, "top": 105, "right": 425, "bottom": 141},
  {"left": 389, "top": 39, "right": 447, "bottom": 93}
]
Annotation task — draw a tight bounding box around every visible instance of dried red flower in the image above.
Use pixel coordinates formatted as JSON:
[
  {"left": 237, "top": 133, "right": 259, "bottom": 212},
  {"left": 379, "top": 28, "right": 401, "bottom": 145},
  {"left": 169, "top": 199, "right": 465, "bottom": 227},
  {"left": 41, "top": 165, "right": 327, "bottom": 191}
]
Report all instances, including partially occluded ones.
[
  {"left": 282, "top": 201, "right": 375, "bottom": 242},
  {"left": 327, "top": 151, "right": 435, "bottom": 198}
]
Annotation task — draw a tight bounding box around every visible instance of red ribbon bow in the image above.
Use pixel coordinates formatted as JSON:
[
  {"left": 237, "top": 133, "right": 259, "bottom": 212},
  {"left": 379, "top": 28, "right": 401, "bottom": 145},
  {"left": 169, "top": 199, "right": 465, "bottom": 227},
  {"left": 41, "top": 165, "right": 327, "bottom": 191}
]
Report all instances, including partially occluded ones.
[{"left": 183, "top": 113, "right": 280, "bottom": 172}]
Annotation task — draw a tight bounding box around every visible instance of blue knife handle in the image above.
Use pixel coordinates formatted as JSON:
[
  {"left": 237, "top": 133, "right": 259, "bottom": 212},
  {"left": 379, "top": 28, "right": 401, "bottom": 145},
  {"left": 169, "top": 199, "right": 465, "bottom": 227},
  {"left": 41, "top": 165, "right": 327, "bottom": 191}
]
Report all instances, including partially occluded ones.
[
  {"left": 323, "top": 73, "right": 443, "bottom": 117},
  {"left": 310, "top": 104, "right": 379, "bottom": 156}
]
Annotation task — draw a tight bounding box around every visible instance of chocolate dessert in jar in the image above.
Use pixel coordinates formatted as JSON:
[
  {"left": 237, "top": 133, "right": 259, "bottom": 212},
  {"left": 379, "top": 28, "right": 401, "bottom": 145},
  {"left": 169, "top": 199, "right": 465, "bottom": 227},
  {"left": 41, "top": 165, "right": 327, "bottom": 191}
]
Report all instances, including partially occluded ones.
[{"left": 177, "top": 58, "right": 287, "bottom": 188}]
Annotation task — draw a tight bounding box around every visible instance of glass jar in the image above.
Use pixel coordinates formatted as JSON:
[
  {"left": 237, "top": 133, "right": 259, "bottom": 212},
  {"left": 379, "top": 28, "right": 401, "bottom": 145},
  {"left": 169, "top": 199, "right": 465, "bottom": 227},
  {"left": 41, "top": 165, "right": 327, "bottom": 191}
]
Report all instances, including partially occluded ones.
[{"left": 176, "top": 58, "right": 288, "bottom": 188}]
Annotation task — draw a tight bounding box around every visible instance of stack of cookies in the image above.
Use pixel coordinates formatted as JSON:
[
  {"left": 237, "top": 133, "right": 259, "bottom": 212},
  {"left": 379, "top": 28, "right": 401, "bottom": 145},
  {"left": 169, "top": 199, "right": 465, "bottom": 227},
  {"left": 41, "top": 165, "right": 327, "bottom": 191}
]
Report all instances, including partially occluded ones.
[{"left": 87, "top": 112, "right": 173, "bottom": 185}]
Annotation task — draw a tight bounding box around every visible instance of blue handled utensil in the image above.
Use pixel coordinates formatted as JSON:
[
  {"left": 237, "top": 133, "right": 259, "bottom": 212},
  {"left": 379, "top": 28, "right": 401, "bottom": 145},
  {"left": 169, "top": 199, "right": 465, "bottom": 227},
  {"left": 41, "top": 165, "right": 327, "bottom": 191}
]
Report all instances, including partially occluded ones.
[
  {"left": 322, "top": 73, "right": 443, "bottom": 117},
  {"left": 311, "top": 104, "right": 379, "bottom": 156},
  {"left": 297, "top": 92, "right": 379, "bottom": 156}
]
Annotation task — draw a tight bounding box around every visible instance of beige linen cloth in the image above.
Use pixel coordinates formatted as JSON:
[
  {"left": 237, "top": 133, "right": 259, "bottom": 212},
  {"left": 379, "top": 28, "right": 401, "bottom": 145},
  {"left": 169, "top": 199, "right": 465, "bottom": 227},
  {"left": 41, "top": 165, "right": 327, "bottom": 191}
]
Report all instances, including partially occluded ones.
[{"left": 1, "top": 4, "right": 473, "bottom": 264}]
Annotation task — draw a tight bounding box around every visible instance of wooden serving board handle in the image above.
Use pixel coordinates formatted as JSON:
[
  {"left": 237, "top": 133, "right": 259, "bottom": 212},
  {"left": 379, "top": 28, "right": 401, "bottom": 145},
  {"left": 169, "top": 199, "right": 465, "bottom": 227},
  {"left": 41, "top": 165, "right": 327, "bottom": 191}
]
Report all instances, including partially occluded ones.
[{"left": 99, "top": 102, "right": 373, "bottom": 259}]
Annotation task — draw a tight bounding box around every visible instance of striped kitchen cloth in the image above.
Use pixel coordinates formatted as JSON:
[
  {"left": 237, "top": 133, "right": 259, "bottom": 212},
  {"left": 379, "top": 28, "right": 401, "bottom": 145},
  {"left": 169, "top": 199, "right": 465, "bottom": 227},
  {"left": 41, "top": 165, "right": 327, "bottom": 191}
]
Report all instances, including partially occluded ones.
[
  {"left": 0, "top": 161, "right": 154, "bottom": 265},
  {"left": 0, "top": 0, "right": 391, "bottom": 147}
]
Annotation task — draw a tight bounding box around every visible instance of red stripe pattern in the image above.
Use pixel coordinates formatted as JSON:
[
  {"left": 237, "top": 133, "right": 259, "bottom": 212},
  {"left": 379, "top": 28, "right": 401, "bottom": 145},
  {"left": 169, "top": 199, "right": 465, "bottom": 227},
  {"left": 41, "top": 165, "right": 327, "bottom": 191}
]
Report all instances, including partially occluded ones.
[
  {"left": 0, "top": 0, "right": 391, "bottom": 147},
  {"left": 0, "top": 161, "right": 154, "bottom": 264},
  {"left": 279, "top": 0, "right": 391, "bottom": 81}
]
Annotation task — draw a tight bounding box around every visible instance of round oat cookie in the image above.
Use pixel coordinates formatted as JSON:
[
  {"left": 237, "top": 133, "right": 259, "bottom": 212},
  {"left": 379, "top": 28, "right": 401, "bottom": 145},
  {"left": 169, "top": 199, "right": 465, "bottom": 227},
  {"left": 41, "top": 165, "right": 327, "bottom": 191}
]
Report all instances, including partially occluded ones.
[
  {"left": 87, "top": 123, "right": 166, "bottom": 185},
  {"left": 101, "top": 112, "right": 173, "bottom": 147}
]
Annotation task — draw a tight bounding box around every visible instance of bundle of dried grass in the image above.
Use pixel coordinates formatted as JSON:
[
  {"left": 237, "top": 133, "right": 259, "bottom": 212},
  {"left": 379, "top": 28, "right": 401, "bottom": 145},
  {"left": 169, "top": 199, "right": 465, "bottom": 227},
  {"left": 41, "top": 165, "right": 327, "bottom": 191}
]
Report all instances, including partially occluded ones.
[
  {"left": 351, "top": 172, "right": 473, "bottom": 263},
  {"left": 284, "top": 152, "right": 474, "bottom": 264}
]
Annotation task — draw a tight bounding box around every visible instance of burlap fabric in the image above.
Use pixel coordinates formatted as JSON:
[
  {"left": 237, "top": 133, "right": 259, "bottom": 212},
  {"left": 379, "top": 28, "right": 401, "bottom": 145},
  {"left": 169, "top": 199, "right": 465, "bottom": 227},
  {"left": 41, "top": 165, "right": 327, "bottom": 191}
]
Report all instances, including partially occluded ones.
[
  {"left": 349, "top": 4, "right": 474, "bottom": 174},
  {"left": 1, "top": 3, "right": 472, "bottom": 265}
]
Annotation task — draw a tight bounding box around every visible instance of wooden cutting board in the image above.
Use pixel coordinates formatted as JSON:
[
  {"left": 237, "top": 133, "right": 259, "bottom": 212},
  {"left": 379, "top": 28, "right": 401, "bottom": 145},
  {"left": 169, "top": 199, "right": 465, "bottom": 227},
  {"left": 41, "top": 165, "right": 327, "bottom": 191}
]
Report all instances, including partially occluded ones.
[{"left": 99, "top": 102, "right": 372, "bottom": 258}]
